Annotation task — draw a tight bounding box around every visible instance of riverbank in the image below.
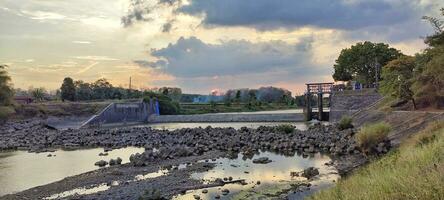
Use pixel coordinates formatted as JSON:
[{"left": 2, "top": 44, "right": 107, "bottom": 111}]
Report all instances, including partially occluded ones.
[
  {"left": 310, "top": 120, "right": 444, "bottom": 200},
  {"left": 0, "top": 121, "right": 367, "bottom": 199}
]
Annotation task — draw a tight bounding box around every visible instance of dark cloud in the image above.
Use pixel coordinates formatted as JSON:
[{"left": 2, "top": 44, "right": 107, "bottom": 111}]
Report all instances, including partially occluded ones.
[
  {"left": 121, "top": 0, "right": 152, "bottom": 27},
  {"left": 178, "top": 0, "right": 425, "bottom": 31},
  {"left": 162, "top": 20, "right": 174, "bottom": 32},
  {"left": 134, "top": 60, "right": 166, "bottom": 68},
  {"left": 149, "top": 36, "right": 321, "bottom": 78}
]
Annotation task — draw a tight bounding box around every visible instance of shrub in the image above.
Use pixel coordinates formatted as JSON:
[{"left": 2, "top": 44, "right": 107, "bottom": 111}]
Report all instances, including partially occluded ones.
[
  {"left": 143, "top": 92, "right": 180, "bottom": 115},
  {"left": 0, "top": 106, "right": 15, "bottom": 122},
  {"left": 310, "top": 122, "right": 444, "bottom": 200},
  {"left": 356, "top": 122, "right": 391, "bottom": 154},
  {"left": 276, "top": 124, "right": 295, "bottom": 134},
  {"left": 338, "top": 116, "right": 354, "bottom": 130}
]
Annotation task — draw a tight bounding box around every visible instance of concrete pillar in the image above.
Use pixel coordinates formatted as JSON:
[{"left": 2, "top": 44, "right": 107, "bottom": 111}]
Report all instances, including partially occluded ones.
[
  {"left": 318, "top": 93, "right": 323, "bottom": 121},
  {"left": 305, "top": 93, "right": 312, "bottom": 121}
]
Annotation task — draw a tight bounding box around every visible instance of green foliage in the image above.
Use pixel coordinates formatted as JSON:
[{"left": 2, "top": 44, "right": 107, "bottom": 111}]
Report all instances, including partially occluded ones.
[
  {"left": 333, "top": 41, "right": 402, "bottom": 85},
  {"left": 158, "top": 87, "right": 182, "bottom": 102},
  {"left": 0, "top": 106, "right": 15, "bottom": 122},
  {"left": 356, "top": 122, "right": 391, "bottom": 154},
  {"left": 380, "top": 56, "right": 416, "bottom": 102},
  {"left": 0, "top": 65, "right": 14, "bottom": 106},
  {"left": 143, "top": 91, "right": 180, "bottom": 115},
  {"left": 338, "top": 116, "right": 353, "bottom": 130},
  {"left": 30, "top": 87, "right": 48, "bottom": 102},
  {"left": 60, "top": 77, "right": 76, "bottom": 101},
  {"left": 310, "top": 123, "right": 444, "bottom": 200},
  {"left": 412, "top": 45, "right": 444, "bottom": 108},
  {"left": 276, "top": 124, "right": 295, "bottom": 134}
]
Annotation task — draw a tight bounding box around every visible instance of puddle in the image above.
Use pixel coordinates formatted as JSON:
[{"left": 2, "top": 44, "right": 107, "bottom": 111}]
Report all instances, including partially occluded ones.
[
  {"left": 173, "top": 151, "right": 339, "bottom": 200},
  {"left": 44, "top": 183, "right": 110, "bottom": 200},
  {"left": 0, "top": 147, "right": 144, "bottom": 196}
]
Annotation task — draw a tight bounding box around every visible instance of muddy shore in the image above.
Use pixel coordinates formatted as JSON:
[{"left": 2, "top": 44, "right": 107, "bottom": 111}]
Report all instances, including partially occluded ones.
[{"left": 0, "top": 120, "right": 374, "bottom": 199}]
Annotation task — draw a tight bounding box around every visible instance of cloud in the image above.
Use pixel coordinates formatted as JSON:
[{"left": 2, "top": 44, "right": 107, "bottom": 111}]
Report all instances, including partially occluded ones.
[
  {"left": 121, "top": 0, "right": 152, "bottom": 27},
  {"left": 72, "top": 41, "right": 91, "bottom": 44},
  {"left": 133, "top": 60, "right": 167, "bottom": 68},
  {"left": 73, "top": 56, "right": 119, "bottom": 61},
  {"left": 20, "top": 10, "right": 67, "bottom": 20},
  {"left": 149, "top": 36, "right": 322, "bottom": 78},
  {"left": 162, "top": 20, "right": 174, "bottom": 32},
  {"left": 75, "top": 62, "right": 99, "bottom": 74},
  {"left": 178, "top": 0, "right": 430, "bottom": 31}
]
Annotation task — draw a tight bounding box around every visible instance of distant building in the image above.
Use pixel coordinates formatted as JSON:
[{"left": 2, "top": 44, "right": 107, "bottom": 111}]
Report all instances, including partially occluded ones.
[{"left": 14, "top": 96, "right": 34, "bottom": 104}]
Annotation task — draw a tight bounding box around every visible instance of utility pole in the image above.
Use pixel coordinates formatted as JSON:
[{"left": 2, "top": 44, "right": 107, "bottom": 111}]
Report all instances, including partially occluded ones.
[{"left": 129, "top": 76, "right": 132, "bottom": 90}]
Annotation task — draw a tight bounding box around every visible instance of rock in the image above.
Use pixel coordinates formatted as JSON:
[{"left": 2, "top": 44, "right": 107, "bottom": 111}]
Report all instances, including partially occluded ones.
[
  {"left": 193, "top": 194, "right": 200, "bottom": 199},
  {"left": 94, "top": 160, "right": 108, "bottom": 167},
  {"left": 301, "top": 167, "right": 319, "bottom": 179},
  {"left": 256, "top": 181, "right": 261, "bottom": 185},
  {"left": 221, "top": 189, "right": 230, "bottom": 195},
  {"left": 214, "top": 194, "right": 221, "bottom": 199},
  {"left": 252, "top": 157, "right": 272, "bottom": 164},
  {"left": 99, "top": 152, "right": 108, "bottom": 156},
  {"left": 47, "top": 154, "right": 52, "bottom": 157},
  {"left": 202, "top": 189, "right": 208, "bottom": 194}
]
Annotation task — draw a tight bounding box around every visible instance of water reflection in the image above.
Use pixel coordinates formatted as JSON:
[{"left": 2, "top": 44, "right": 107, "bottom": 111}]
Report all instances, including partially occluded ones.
[
  {"left": 0, "top": 147, "right": 144, "bottom": 196},
  {"left": 174, "top": 152, "right": 338, "bottom": 200},
  {"left": 44, "top": 183, "right": 110, "bottom": 200}
]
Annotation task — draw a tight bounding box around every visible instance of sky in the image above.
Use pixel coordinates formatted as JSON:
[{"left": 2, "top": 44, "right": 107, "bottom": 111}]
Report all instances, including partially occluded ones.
[{"left": 0, "top": 0, "right": 442, "bottom": 95}]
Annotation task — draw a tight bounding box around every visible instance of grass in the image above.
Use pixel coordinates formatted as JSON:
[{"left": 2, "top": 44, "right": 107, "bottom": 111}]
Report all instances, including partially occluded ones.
[
  {"left": 338, "top": 116, "right": 354, "bottom": 130},
  {"left": 276, "top": 124, "right": 296, "bottom": 134},
  {"left": 0, "top": 106, "right": 15, "bottom": 122},
  {"left": 309, "top": 121, "right": 444, "bottom": 200},
  {"left": 355, "top": 122, "right": 391, "bottom": 154}
]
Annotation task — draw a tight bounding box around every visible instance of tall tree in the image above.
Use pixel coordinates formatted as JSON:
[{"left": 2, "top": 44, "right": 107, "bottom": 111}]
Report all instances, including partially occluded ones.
[
  {"left": 413, "top": 8, "right": 444, "bottom": 108},
  {"left": 333, "top": 41, "right": 402, "bottom": 86},
  {"left": 380, "top": 56, "right": 416, "bottom": 107},
  {"left": 0, "top": 65, "right": 13, "bottom": 106},
  {"left": 61, "top": 77, "right": 76, "bottom": 101}
]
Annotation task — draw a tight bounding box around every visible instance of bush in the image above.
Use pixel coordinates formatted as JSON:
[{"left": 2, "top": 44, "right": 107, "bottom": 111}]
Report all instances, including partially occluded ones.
[
  {"left": 0, "top": 106, "right": 15, "bottom": 122},
  {"left": 338, "top": 116, "right": 354, "bottom": 130},
  {"left": 276, "top": 124, "right": 295, "bottom": 134},
  {"left": 310, "top": 122, "right": 444, "bottom": 200},
  {"left": 356, "top": 122, "right": 391, "bottom": 154},
  {"left": 143, "top": 92, "right": 180, "bottom": 115}
]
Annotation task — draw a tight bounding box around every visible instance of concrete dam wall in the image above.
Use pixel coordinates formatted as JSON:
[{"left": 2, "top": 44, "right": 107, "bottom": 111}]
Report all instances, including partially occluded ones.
[
  {"left": 148, "top": 112, "right": 305, "bottom": 123},
  {"left": 82, "top": 100, "right": 158, "bottom": 128},
  {"left": 329, "top": 90, "right": 383, "bottom": 122}
]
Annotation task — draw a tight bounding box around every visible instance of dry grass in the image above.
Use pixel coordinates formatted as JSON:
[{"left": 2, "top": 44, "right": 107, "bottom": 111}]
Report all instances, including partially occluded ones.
[
  {"left": 309, "top": 121, "right": 444, "bottom": 200},
  {"left": 355, "top": 122, "right": 391, "bottom": 154}
]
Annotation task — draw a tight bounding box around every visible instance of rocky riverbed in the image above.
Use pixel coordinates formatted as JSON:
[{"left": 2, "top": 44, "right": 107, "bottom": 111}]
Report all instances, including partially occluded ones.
[{"left": 0, "top": 120, "right": 383, "bottom": 199}]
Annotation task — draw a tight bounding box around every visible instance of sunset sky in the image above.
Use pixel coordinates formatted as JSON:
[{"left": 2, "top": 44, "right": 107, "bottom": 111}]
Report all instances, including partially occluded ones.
[{"left": 0, "top": 0, "right": 442, "bottom": 94}]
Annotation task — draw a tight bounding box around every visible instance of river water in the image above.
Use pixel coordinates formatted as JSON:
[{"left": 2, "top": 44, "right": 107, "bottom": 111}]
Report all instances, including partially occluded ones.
[
  {"left": 0, "top": 147, "right": 145, "bottom": 196},
  {"left": 0, "top": 111, "right": 329, "bottom": 198}
]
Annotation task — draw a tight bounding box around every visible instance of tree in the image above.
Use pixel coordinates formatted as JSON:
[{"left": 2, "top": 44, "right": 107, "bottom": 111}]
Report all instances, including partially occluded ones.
[
  {"left": 61, "top": 77, "right": 76, "bottom": 101},
  {"left": 422, "top": 8, "right": 444, "bottom": 47},
  {"left": 333, "top": 41, "right": 402, "bottom": 86},
  {"left": 380, "top": 56, "right": 416, "bottom": 108},
  {"left": 30, "top": 87, "right": 48, "bottom": 102},
  {"left": 412, "top": 8, "right": 444, "bottom": 108},
  {"left": 0, "top": 65, "right": 14, "bottom": 106},
  {"left": 235, "top": 90, "right": 241, "bottom": 102},
  {"left": 75, "top": 80, "right": 93, "bottom": 101}
]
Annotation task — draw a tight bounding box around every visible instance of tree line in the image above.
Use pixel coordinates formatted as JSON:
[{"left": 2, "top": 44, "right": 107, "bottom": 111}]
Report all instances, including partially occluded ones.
[{"left": 333, "top": 8, "right": 444, "bottom": 109}]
